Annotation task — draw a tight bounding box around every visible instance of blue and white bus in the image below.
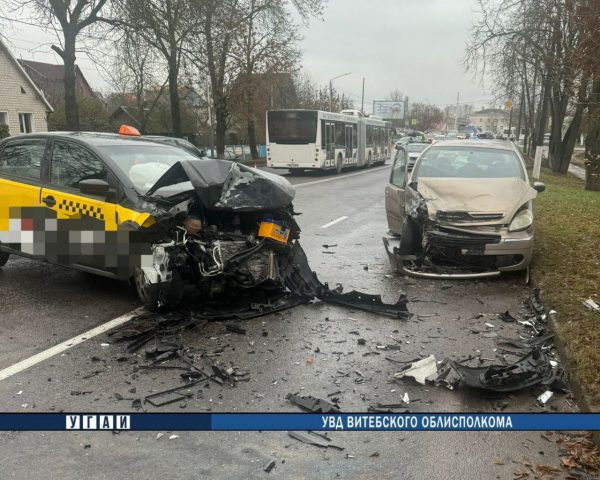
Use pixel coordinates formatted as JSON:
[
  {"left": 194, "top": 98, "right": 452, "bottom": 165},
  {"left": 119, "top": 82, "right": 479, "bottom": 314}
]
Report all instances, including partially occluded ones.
[{"left": 266, "top": 109, "right": 393, "bottom": 173}]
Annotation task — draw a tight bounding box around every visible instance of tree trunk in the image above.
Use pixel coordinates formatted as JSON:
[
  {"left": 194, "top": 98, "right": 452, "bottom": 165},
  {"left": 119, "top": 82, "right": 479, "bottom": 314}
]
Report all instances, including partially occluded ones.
[
  {"left": 534, "top": 74, "right": 551, "bottom": 161},
  {"left": 586, "top": 78, "right": 600, "bottom": 162},
  {"left": 62, "top": 31, "right": 80, "bottom": 131},
  {"left": 550, "top": 76, "right": 590, "bottom": 174},
  {"left": 247, "top": 117, "right": 258, "bottom": 160},
  {"left": 168, "top": 56, "right": 182, "bottom": 136},
  {"left": 214, "top": 94, "right": 227, "bottom": 156}
]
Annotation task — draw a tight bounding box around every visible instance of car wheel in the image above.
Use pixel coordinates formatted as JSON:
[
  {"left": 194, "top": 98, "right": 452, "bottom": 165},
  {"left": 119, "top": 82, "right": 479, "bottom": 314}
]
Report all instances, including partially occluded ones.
[
  {"left": 336, "top": 154, "right": 343, "bottom": 174},
  {"left": 0, "top": 251, "right": 9, "bottom": 267}
]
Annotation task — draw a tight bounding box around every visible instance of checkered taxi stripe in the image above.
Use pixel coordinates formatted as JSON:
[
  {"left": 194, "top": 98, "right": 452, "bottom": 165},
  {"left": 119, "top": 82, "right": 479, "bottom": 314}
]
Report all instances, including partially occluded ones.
[{"left": 58, "top": 199, "right": 105, "bottom": 220}]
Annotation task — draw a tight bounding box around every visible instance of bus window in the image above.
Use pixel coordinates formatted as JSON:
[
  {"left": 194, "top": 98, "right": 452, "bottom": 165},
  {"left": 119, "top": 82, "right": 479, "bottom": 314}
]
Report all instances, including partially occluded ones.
[
  {"left": 353, "top": 124, "right": 357, "bottom": 148},
  {"left": 335, "top": 122, "right": 345, "bottom": 147},
  {"left": 267, "top": 111, "right": 318, "bottom": 144}
]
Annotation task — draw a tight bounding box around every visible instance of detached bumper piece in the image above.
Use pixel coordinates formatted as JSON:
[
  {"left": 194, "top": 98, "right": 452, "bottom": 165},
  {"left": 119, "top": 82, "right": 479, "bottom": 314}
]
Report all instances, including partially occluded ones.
[
  {"left": 281, "top": 241, "right": 411, "bottom": 319},
  {"left": 436, "top": 348, "right": 565, "bottom": 393},
  {"left": 383, "top": 235, "right": 501, "bottom": 279}
]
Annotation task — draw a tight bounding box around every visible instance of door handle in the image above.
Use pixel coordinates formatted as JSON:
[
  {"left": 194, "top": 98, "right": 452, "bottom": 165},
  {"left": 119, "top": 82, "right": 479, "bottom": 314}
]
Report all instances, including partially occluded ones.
[{"left": 42, "top": 195, "right": 56, "bottom": 207}]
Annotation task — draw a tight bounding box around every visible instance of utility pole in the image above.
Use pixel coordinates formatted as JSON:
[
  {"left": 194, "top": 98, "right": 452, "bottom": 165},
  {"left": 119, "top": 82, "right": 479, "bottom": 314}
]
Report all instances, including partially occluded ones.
[
  {"left": 361, "top": 77, "right": 365, "bottom": 114},
  {"left": 329, "top": 80, "right": 333, "bottom": 112},
  {"left": 328, "top": 72, "right": 351, "bottom": 112},
  {"left": 455, "top": 92, "right": 460, "bottom": 132}
]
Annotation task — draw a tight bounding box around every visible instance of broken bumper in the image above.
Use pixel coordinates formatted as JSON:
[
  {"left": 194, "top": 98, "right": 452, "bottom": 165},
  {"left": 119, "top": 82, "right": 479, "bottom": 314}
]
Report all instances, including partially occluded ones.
[{"left": 383, "top": 227, "right": 533, "bottom": 279}]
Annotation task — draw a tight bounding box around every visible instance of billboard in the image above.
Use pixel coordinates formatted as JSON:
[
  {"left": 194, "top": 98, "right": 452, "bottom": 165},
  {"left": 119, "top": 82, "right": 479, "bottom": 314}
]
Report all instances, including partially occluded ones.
[{"left": 372, "top": 101, "right": 405, "bottom": 120}]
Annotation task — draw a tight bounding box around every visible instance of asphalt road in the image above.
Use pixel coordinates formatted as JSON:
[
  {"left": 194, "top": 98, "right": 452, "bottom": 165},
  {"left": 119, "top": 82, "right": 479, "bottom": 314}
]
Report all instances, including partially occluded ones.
[{"left": 0, "top": 164, "right": 572, "bottom": 479}]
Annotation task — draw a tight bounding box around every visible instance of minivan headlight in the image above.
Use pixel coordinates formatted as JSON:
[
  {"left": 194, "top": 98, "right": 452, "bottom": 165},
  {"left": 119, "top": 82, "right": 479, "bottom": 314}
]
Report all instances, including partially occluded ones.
[{"left": 509, "top": 208, "right": 533, "bottom": 231}]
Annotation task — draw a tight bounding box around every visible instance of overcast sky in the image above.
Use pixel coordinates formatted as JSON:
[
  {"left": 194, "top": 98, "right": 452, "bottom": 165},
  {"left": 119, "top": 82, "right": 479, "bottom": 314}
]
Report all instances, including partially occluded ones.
[{"left": 1, "top": 0, "right": 492, "bottom": 111}]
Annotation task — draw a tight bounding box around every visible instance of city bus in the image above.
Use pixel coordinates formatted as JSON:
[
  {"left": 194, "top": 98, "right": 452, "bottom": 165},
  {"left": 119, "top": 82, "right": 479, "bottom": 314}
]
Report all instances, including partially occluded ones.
[{"left": 266, "top": 109, "right": 393, "bottom": 173}]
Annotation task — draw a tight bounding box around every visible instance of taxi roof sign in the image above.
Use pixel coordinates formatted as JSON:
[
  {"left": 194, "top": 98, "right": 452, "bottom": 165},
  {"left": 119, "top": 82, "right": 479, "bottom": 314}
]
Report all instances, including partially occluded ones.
[{"left": 119, "top": 125, "right": 141, "bottom": 136}]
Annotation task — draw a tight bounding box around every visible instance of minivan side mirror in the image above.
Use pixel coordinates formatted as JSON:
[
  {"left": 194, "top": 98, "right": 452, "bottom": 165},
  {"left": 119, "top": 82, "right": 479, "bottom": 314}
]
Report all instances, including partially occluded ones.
[
  {"left": 79, "top": 178, "right": 111, "bottom": 196},
  {"left": 533, "top": 181, "right": 545, "bottom": 193}
]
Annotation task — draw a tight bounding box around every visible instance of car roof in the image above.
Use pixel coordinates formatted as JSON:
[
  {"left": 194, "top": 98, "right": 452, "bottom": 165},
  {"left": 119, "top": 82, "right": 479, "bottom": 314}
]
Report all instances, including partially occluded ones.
[
  {"left": 2, "top": 132, "right": 174, "bottom": 148},
  {"left": 428, "top": 139, "right": 517, "bottom": 151}
]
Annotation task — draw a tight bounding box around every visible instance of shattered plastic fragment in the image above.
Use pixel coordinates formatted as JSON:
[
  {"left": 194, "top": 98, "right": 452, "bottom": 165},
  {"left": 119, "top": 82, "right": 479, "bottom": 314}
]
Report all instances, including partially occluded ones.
[
  {"left": 393, "top": 355, "right": 437, "bottom": 385},
  {"left": 285, "top": 393, "right": 340, "bottom": 413},
  {"left": 537, "top": 391, "right": 553, "bottom": 405},
  {"left": 436, "top": 348, "right": 560, "bottom": 393}
]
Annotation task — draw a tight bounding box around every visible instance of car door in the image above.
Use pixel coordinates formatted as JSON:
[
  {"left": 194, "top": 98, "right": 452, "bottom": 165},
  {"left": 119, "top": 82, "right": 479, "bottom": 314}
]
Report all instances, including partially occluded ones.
[
  {"left": 0, "top": 138, "right": 47, "bottom": 257},
  {"left": 385, "top": 147, "right": 408, "bottom": 235},
  {"left": 40, "top": 139, "right": 118, "bottom": 273}
]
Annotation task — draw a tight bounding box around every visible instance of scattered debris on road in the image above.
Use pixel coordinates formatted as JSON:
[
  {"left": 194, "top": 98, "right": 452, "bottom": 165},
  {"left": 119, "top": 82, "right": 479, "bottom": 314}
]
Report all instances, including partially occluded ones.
[
  {"left": 393, "top": 355, "right": 437, "bottom": 385},
  {"left": 286, "top": 393, "right": 340, "bottom": 413},
  {"left": 287, "top": 431, "right": 345, "bottom": 450}
]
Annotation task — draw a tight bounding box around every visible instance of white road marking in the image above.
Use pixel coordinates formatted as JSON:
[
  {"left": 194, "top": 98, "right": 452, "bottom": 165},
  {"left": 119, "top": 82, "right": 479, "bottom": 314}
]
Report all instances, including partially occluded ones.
[
  {"left": 320, "top": 216, "right": 348, "bottom": 229},
  {"left": 294, "top": 164, "right": 388, "bottom": 188},
  {"left": 0, "top": 308, "right": 143, "bottom": 382}
]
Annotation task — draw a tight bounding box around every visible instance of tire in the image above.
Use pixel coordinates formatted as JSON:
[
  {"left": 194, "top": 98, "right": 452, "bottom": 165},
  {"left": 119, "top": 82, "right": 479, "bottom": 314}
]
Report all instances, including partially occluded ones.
[
  {"left": 336, "top": 154, "right": 343, "bottom": 174},
  {"left": 0, "top": 251, "right": 9, "bottom": 267}
]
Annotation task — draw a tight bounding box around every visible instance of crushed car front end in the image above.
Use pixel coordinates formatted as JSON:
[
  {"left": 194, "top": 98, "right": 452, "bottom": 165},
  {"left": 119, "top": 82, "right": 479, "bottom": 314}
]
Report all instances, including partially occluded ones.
[{"left": 384, "top": 142, "right": 541, "bottom": 279}]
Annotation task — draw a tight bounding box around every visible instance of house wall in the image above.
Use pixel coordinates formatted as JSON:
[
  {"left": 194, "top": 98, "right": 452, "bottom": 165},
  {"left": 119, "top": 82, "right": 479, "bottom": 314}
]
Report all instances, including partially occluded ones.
[{"left": 0, "top": 44, "right": 50, "bottom": 136}]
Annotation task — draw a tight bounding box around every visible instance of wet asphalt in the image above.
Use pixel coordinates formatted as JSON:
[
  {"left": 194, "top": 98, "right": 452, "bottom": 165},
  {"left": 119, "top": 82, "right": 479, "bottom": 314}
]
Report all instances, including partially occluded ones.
[{"left": 0, "top": 164, "right": 573, "bottom": 479}]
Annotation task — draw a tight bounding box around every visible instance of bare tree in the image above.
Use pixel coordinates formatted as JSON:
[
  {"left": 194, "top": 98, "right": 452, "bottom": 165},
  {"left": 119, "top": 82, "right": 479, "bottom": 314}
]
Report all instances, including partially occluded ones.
[
  {"left": 387, "top": 89, "right": 405, "bottom": 102},
  {"left": 6, "top": 0, "right": 113, "bottom": 130},
  {"left": 189, "top": 0, "right": 324, "bottom": 156},
  {"left": 116, "top": 0, "right": 198, "bottom": 136},
  {"left": 230, "top": 0, "right": 301, "bottom": 158}
]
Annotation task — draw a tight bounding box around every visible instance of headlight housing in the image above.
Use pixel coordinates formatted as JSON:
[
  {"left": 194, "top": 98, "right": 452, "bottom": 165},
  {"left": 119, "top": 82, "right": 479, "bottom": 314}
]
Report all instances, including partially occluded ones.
[{"left": 509, "top": 208, "right": 533, "bottom": 231}]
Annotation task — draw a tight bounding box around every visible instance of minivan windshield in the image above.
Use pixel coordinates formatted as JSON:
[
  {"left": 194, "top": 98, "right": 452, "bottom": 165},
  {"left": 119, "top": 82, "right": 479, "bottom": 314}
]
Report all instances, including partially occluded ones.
[{"left": 412, "top": 146, "right": 525, "bottom": 180}]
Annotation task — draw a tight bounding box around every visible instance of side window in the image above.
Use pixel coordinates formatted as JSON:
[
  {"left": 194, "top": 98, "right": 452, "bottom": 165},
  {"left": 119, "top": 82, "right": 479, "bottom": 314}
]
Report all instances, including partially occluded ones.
[
  {"left": 390, "top": 149, "right": 407, "bottom": 187},
  {"left": 0, "top": 140, "right": 46, "bottom": 180},
  {"left": 50, "top": 141, "right": 107, "bottom": 189}
]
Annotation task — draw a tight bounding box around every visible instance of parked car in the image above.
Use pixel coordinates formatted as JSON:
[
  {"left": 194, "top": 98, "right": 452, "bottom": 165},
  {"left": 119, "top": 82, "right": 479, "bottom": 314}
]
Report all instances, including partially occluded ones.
[
  {"left": 0, "top": 131, "right": 299, "bottom": 310},
  {"left": 404, "top": 142, "right": 429, "bottom": 170},
  {"left": 205, "top": 148, "right": 242, "bottom": 161},
  {"left": 477, "top": 131, "right": 495, "bottom": 140},
  {"left": 384, "top": 140, "right": 545, "bottom": 278},
  {"left": 144, "top": 135, "right": 206, "bottom": 158}
]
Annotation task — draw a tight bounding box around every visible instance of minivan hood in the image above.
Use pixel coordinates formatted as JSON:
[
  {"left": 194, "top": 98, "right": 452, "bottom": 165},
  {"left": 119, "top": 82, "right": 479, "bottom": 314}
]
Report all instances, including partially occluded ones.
[
  {"left": 416, "top": 177, "right": 537, "bottom": 225},
  {"left": 145, "top": 159, "right": 295, "bottom": 211}
]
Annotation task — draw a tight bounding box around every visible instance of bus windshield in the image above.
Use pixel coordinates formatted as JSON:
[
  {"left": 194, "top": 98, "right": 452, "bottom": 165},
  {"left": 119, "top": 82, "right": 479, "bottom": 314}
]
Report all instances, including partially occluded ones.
[{"left": 268, "top": 111, "right": 318, "bottom": 144}]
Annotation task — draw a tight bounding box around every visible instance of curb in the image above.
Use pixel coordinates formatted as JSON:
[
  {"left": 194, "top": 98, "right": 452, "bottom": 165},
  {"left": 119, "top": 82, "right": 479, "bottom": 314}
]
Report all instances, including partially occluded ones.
[{"left": 543, "top": 294, "right": 600, "bottom": 443}]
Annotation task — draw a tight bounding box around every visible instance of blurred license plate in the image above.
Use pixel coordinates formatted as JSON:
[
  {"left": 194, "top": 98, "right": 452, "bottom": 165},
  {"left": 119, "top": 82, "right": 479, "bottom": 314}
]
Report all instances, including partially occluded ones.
[{"left": 461, "top": 246, "right": 485, "bottom": 255}]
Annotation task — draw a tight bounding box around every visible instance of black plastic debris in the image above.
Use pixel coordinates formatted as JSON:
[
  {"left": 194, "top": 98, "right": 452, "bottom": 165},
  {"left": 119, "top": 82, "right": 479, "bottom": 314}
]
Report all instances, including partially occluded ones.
[
  {"left": 498, "top": 311, "right": 516, "bottom": 323},
  {"left": 285, "top": 393, "right": 340, "bottom": 413},
  {"left": 287, "top": 431, "right": 344, "bottom": 450},
  {"left": 264, "top": 460, "right": 276, "bottom": 473},
  {"left": 436, "top": 348, "right": 562, "bottom": 393},
  {"left": 529, "top": 288, "right": 546, "bottom": 321},
  {"left": 225, "top": 324, "right": 246, "bottom": 335},
  {"left": 368, "top": 403, "right": 410, "bottom": 413}
]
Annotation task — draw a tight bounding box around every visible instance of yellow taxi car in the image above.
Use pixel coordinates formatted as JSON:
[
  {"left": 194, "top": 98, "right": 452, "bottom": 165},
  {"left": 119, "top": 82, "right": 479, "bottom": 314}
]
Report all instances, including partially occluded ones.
[{"left": 0, "top": 128, "right": 297, "bottom": 310}]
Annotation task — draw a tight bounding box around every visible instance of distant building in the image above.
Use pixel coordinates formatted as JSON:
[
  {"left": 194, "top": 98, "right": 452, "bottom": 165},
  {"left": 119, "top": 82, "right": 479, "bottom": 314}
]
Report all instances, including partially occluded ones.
[
  {"left": 18, "top": 59, "right": 95, "bottom": 107},
  {"left": 0, "top": 39, "right": 53, "bottom": 135},
  {"left": 469, "top": 108, "right": 511, "bottom": 134}
]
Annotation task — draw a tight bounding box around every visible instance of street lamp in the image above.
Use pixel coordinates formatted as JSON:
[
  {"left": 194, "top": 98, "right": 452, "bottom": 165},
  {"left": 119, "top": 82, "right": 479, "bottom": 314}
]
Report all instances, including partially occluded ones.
[{"left": 329, "top": 72, "right": 351, "bottom": 112}]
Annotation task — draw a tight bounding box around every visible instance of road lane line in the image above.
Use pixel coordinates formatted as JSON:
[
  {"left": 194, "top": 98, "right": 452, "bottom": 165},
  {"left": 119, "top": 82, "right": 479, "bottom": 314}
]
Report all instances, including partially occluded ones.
[
  {"left": 294, "top": 165, "right": 388, "bottom": 188},
  {"left": 0, "top": 308, "right": 143, "bottom": 382},
  {"left": 320, "top": 216, "right": 348, "bottom": 229}
]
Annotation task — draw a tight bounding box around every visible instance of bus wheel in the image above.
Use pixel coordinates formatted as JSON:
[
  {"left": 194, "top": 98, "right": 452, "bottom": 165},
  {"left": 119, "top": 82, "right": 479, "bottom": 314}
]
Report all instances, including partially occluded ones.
[{"left": 336, "top": 154, "right": 343, "bottom": 174}]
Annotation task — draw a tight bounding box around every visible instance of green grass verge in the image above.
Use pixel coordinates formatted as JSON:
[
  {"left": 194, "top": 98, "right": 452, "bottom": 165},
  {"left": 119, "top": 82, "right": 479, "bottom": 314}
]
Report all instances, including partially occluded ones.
[{"left": 531, "top": 168, "right": 600, "bottom": 406}]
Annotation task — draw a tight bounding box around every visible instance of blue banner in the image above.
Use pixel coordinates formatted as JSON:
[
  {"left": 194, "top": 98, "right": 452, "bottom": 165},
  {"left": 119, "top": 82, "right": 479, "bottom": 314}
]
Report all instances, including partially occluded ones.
[{"left": 0, "top": 413, "right": 599, "bottom": 431}]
